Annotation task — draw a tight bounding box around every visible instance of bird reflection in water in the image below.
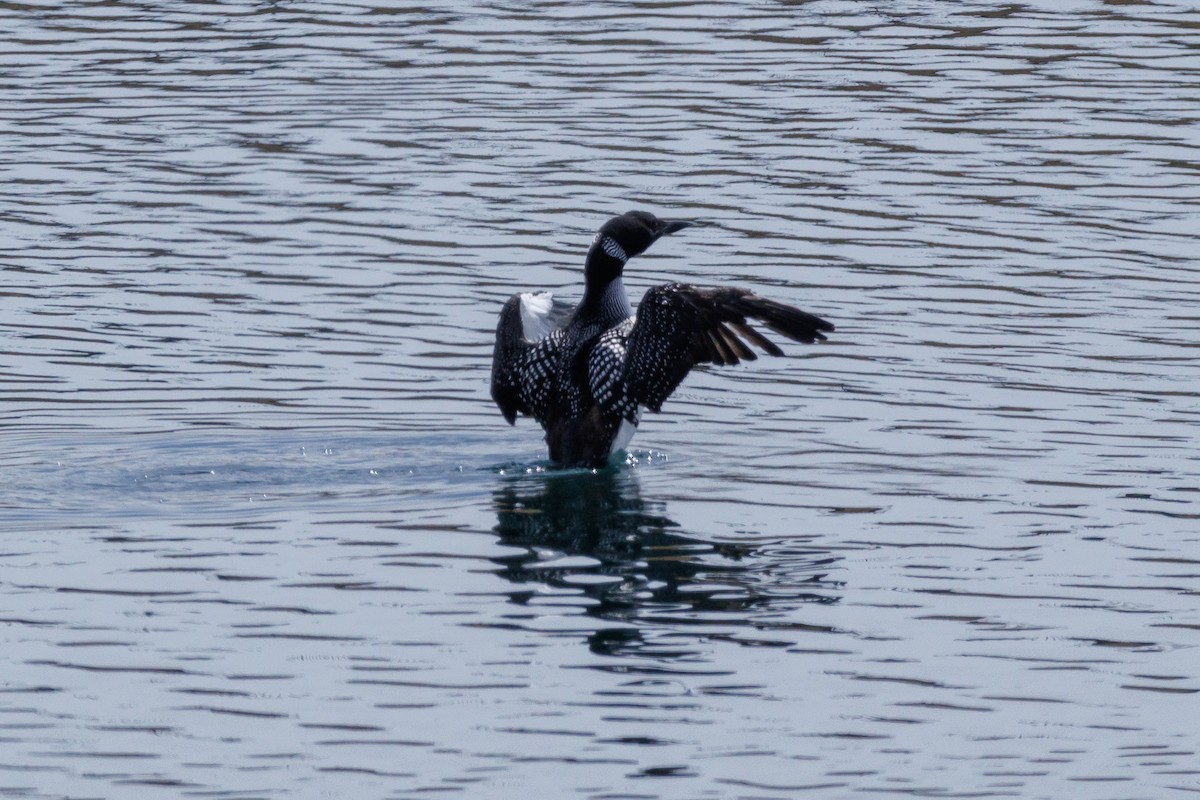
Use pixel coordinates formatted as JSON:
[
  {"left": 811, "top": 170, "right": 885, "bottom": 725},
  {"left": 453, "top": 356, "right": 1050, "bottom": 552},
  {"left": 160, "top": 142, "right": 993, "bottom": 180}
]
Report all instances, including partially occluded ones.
[{"left": 491, "top": 466, "right": 841, "bottom": 659}]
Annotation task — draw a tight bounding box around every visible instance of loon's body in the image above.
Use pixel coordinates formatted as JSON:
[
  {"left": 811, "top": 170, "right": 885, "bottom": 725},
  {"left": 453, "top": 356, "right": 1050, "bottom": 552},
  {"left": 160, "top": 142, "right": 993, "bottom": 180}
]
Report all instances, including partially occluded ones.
[{"left": 491, "top": 211, "right": 834, "bottom": 468}]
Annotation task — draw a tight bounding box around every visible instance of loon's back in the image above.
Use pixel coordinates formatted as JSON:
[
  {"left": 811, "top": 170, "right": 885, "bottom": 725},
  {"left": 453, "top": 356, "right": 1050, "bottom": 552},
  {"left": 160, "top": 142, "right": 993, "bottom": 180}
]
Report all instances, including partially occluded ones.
[{"left": 490, "top": 211, "right": 834, "bottom": 468}]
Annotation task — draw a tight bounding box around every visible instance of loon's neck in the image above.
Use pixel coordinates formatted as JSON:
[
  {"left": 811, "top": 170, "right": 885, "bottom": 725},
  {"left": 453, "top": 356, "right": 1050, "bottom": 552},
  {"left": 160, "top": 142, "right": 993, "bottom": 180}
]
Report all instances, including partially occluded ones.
[{"left": 579, "top": 277, "right": 633, "bottom": 324}]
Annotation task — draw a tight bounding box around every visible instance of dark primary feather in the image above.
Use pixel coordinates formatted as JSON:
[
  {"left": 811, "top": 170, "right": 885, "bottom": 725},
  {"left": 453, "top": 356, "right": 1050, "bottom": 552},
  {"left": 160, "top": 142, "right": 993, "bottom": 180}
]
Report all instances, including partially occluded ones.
[{"left": 623, "top": 283, "right": 834, "bottom": 412}]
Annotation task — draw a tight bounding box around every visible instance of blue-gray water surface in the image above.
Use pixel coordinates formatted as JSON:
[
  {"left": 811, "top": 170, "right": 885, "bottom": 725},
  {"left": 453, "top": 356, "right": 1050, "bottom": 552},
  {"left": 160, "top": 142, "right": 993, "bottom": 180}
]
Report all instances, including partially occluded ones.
[{"left": 2, "top": 1, "right": 1199, "bottom": 798}]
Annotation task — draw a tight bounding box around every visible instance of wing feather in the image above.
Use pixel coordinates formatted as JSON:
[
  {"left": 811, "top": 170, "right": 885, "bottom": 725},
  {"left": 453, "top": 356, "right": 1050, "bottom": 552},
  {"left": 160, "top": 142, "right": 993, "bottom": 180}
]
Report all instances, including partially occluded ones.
[
  {"left": 490, "top": 293, "right": 566, "bottom": 425},
  {"left": 623, "top": 283, "right": 833, "bottom": 412}
]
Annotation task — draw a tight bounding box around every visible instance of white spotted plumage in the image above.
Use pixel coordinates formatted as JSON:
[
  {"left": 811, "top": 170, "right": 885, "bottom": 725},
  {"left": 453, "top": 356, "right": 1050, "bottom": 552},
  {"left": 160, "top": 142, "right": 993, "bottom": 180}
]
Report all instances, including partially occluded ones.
[
  {"left": 515, "top": 328, "right": 564, "bottom": 422},
  {"left": 586, "top": 320, "right": 638, "bottom": 424}
]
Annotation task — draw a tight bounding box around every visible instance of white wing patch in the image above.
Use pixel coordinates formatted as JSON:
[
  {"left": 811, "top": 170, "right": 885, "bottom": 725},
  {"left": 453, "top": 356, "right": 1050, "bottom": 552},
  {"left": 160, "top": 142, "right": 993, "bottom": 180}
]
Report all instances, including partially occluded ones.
[
  {"left": 518, "top": 292, "right": 558, "bottom": 341},
  {"left": 608, "top": 410, "right": 642, "bottom": 456}
]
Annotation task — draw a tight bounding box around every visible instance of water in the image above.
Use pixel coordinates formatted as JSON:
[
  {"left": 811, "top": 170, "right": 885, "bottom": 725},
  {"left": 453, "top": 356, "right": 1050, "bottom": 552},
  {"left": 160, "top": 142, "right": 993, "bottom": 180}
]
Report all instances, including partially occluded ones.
[{"left": 2, "top": 0, "right": 1199, "bottom": 797}]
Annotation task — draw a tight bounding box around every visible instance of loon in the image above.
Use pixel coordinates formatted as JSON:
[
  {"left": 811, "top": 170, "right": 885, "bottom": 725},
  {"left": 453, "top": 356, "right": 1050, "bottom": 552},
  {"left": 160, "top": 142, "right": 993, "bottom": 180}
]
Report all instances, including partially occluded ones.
[{"left": 490, "top": 210, "right": 834, "bottom": 468}]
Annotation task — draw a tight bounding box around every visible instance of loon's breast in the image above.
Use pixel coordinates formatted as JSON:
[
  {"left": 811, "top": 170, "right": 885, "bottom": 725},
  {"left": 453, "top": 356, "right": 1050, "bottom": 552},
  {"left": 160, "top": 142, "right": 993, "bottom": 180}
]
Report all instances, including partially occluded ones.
[{"left": 542, "top": 318, "right": 644, "bottom": 466}]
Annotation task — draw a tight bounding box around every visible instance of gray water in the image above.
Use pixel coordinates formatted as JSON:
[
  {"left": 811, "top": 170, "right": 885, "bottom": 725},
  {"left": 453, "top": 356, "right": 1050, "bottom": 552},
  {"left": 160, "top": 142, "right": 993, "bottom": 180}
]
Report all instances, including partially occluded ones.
[{"left": 2, "top": 1, "right": 1199, "bottom": 797}]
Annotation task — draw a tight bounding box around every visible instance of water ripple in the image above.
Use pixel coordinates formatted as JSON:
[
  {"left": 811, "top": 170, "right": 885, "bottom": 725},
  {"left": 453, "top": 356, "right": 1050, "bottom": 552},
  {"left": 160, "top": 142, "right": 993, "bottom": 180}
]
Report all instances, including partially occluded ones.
[{"left": 3, "top": 0, "right": 1199, "bottom": 797}]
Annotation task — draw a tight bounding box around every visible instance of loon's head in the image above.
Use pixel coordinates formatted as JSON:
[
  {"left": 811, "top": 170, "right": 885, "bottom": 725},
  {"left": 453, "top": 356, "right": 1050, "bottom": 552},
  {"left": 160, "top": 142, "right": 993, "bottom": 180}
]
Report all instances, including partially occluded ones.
[{"left": 584, "top": 210, "right": 692, "bottom": 291}]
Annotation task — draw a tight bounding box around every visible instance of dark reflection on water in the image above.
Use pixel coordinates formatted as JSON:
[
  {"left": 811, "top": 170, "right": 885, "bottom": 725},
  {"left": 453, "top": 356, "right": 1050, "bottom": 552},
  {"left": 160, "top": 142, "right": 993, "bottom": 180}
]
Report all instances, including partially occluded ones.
[{"left": 492, "top": 466, "right": 840, "bottom": 659}]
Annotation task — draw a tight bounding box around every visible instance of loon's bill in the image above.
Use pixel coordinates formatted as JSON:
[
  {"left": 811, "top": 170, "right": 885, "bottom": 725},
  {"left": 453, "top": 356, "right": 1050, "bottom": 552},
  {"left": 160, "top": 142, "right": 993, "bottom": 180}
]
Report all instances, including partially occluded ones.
[{"left": 491, "top": 210, "right": 834, "bottom": 468}]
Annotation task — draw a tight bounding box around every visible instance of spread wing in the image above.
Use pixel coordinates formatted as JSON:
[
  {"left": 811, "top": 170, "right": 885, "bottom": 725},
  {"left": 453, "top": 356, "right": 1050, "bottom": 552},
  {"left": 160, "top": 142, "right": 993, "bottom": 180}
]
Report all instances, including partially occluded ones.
[
  {"left": 490, "top": 292, "right": 571, "bottom": 425},
  {"left": 623, "top": 283, "right": 833, "bottom": 412}
]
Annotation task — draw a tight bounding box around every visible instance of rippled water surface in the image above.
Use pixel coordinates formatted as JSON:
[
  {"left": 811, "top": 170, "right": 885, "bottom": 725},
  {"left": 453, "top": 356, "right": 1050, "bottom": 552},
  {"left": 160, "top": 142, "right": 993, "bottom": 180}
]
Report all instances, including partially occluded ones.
[{"left": 3, "top": 1, "right": 1199, "bottom": 797}]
